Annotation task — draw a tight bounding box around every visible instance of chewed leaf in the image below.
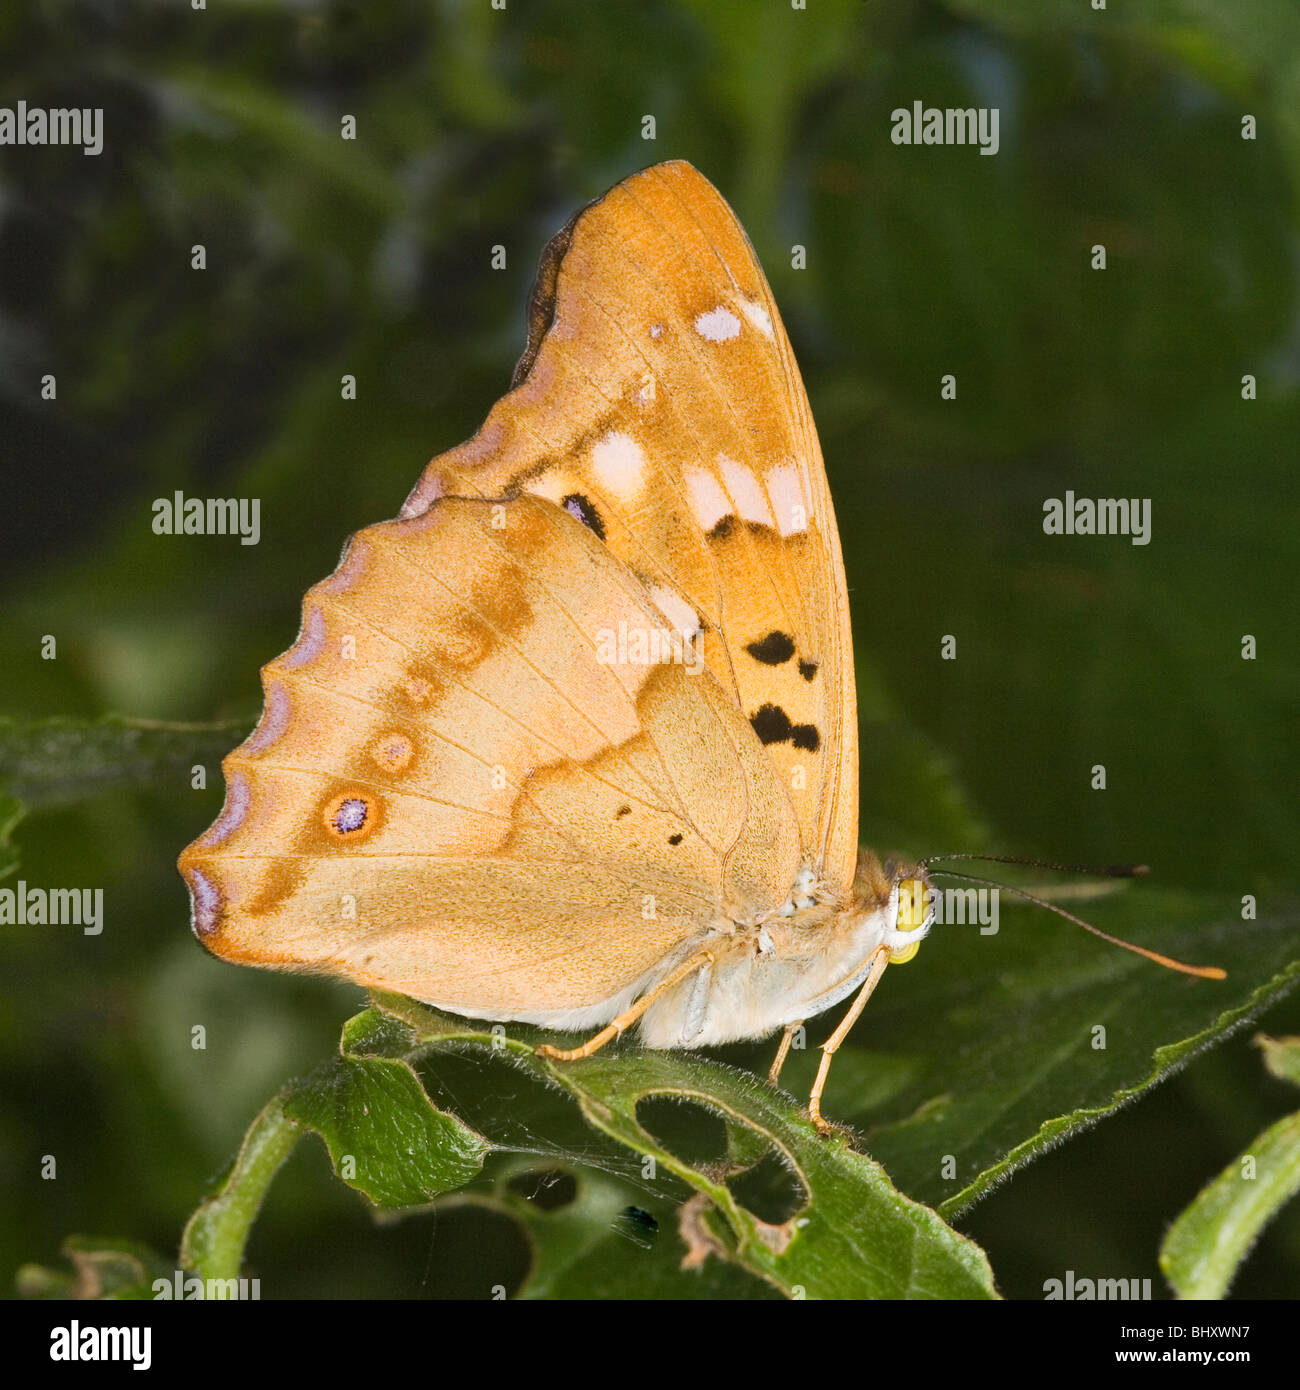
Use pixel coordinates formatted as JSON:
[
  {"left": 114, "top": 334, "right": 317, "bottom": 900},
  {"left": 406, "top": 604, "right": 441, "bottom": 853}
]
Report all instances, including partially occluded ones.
[
  {"left": 371, "top": 995, "right": 998, "bottom": 1300},
  {"left": 178, "top": 1027, "right": 487, "bottom": 1287},
  {"left": 283, "top": 1051, "right": 487, "bottom": 1208},
  {"left": 485, "top": 1156, "right": 774, "bottom": 1299}
]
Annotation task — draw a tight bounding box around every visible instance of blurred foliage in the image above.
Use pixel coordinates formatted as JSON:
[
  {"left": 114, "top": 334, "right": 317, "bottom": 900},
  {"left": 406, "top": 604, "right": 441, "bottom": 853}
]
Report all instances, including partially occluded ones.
[
  {"left": 1160, "top": 1036, "right": 1300, "bottom": 1300},
  {"left": 1, "top": 0, "right": 1298, "bottom": 1297}
]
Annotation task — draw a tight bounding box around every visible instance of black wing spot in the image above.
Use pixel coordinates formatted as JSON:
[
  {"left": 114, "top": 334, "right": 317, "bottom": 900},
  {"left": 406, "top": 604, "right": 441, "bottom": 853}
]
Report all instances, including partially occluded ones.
[
  {"left": 798, "top": 659, "right": 818, "bottom": 681},
  {"left": 562, "top": 493, "right": 606, "bottom": 541},
  {"left": 791, "top": 723, "right": 820, "bottom": 752},
  {"left": 616, "top": 805, "right": 631, "bottom": 819},
  {"left": 750, "top": 703, "right": 820, "bottom": 753},
  {"left": 745, "top": 631, "right": 796, "bottom": 666},
  {"left": 750, "top": 704, "right": 792, "bottom": 745},
  {"left": 668, "top": 832, "right": 683, "bottom": 846},
  {"left": 707, "top": 515, "right": 735, "bottom": 540}
]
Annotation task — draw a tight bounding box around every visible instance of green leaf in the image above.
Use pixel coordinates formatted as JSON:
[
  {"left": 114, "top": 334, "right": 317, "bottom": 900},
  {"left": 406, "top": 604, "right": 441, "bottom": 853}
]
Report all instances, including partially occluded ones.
[
  {"left": 0, "top": 715, "right": 246, "bottom": 809},
  {"left": 362, "top": 890, "right": 1300, "bottom": 1270},
  {"left": 371, "top": 996, "right": 998, "bottom": 1300},
  {"left": 1160, "top": 1114, "right": 1300, "bottom": 1299},
  {"left": 1160, "top": 1034, "right": 1300, "bottom": 1298},
  {"left": 181, "top": 1028, "right": 486, "bottom": 1286},
  {"left": 281, "top": 1016, "right": 488, "bottom": 1209},
  {"left": 1257, "top": 1034, "right": 1300, "bottom": 1089},
  {"left": 817, "top": 890, "right": 1300, "bottom": 1216}
]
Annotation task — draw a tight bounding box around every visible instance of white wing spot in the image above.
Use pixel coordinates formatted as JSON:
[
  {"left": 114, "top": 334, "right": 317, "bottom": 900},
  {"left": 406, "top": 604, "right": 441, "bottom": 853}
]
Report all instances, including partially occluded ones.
[
  {"left": 685, "top": 466, "right": 731, "bottom": 532},
  {"left": 741, "top": 298, "right": 774, "bottom": 338},
  {"left": 765, "top": 463, "right": 809, "bottom": 535},
  {"left": 648, "top": 584, "right": 701, "bottom": 638},
  {"left": 649, "top": 323, "right": 664, "bottom": 339},
  {"left": 694, "top": 306, "right": 742, "bottom": 342},
  {"left": 590, "top": 431, "right": 646, "bottom": 502},
  {"left": 719, "top": 454, "right": 773, "bottom": 527}
]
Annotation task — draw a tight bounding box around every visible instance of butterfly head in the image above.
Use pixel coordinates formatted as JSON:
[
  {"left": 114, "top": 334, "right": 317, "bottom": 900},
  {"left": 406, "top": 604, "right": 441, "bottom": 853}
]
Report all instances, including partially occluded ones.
[{"left": 867, "top": 857, "right": 934, "bottom": 965}]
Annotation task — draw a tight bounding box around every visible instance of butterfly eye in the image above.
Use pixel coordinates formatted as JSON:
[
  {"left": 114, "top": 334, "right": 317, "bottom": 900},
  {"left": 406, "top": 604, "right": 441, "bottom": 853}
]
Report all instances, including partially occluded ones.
[
  {"left": 888, "top": 877, "right": 930, "bottom": 964},
  {"left": 896, "top": 878, "right": 928, "bottom": 928}
]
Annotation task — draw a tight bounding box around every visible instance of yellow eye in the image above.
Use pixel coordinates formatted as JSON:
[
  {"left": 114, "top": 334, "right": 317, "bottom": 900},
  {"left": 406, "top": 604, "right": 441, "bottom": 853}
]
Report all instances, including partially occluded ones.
[
  {"left": 897, "top": 877, "right": 928, "bottom": 929},
  {"left": 889, "top": 877, "right": 928, "bottom": 963}
]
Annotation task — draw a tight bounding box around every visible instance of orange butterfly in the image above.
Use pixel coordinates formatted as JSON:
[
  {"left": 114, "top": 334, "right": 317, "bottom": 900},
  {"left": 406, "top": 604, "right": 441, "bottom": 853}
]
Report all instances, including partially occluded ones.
[{"left": 178, "top": 161, "right": 1215, "bottom": 1129}]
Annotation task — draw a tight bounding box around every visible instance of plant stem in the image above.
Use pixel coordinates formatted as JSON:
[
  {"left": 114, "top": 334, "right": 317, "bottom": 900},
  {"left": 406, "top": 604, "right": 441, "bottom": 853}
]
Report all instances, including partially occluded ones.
[{"left": 180, "top": 1091, "right": 302, "bottom": 1283}]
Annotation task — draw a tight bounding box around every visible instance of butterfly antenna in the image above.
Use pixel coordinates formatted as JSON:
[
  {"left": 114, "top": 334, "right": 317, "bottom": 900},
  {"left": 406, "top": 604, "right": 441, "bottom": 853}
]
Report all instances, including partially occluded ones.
[
  {"left": 926, "top": 868, "right": 1226, "bottom": 980},
  {"left": 920, "top": 852, "right": 1150, "bottom": 878}
]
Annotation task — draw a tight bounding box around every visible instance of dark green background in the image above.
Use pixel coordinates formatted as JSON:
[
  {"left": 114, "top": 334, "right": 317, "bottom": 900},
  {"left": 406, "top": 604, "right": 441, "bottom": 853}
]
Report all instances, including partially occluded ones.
[{"left": 2, "top": 0, "right": 1297, "bottom": 1298}]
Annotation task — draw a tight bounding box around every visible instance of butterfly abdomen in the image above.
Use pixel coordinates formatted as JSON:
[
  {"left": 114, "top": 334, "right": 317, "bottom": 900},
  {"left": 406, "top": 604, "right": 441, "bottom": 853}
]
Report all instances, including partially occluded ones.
[{"left": 637, "top": 893, "right": 896, "bottom": 1048}]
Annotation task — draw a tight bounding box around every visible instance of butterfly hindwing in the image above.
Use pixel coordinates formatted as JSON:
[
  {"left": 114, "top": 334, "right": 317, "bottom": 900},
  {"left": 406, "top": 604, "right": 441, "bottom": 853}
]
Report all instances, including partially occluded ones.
[{"left": 179, "top": 494, "right": 803, "bottom": 1014}]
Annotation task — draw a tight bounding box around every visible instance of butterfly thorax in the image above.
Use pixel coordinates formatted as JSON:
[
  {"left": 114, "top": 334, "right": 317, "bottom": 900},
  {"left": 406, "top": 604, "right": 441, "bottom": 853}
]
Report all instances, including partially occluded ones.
[{"left": 637, "top": 853, "right": 931, "bottom": 1048}]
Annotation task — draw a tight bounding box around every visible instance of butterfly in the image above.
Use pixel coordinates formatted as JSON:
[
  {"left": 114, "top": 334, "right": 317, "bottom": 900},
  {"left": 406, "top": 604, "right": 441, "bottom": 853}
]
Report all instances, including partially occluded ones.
[{"left": 177, "top": 160, "right": 1216, "bottom": 1131}]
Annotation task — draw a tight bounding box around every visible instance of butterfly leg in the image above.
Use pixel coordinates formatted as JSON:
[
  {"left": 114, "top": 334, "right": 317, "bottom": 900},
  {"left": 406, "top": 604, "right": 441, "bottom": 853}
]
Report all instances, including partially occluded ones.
[
  {"left": 767, "top": 1022, "right": 805, "bottom": 1087},
  {"left": 807, "top": 946, "right": 891, "bottom": 1134},
  {"left": 535, "top": 949, "right": 716, "bottom": 1064}
]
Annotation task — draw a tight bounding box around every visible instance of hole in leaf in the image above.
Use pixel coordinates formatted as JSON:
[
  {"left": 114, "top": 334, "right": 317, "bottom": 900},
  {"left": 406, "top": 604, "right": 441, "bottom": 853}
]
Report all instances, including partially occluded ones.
[
  {"left": 416, "top": 1205, "right": 531, "bottom": 1299},
  {"left": 635, "top": 1095, "right": 729, "bottom": 1166},
  {"left": 506, "top": 1167, "right": 578, "bottom": 1211},
  {"left": 414, "top": 1052, "right": 595, "bottom": 1153},
  {"left": 726, "top": 1148, "right": 807, "bottom": 1225}
]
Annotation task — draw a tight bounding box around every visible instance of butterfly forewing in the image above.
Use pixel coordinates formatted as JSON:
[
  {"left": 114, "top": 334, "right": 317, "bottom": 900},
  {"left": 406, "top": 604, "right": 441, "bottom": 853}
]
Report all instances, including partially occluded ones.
[{"left": 404, "top": 161, "right": 858, "bottom": 894}]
